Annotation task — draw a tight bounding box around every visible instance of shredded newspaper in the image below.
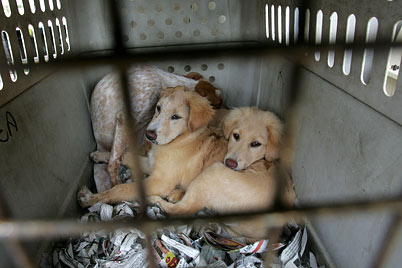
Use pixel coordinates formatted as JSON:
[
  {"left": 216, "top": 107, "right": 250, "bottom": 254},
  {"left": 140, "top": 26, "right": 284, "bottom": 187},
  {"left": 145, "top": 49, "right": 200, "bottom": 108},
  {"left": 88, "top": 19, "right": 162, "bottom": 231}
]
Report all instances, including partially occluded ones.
[{"left": 42, "top": 201, "right": 325, "bottom": 268}]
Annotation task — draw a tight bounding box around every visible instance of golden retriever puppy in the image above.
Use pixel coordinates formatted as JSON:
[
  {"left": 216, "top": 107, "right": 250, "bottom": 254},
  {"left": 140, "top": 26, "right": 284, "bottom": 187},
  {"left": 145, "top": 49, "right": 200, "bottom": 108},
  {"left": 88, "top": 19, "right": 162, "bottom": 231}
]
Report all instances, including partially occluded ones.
[
  {"left": 78, "top": 86, "right": 227, "bottom": 207},
  {"left": 149, "top": 107, "right": 295, "bottom": 215},
  {"left": 88, "top": 108, "right": 231, "bottom": 175},
  {"left": 91, "top": 65, "right": 222, "bottom": 191}
]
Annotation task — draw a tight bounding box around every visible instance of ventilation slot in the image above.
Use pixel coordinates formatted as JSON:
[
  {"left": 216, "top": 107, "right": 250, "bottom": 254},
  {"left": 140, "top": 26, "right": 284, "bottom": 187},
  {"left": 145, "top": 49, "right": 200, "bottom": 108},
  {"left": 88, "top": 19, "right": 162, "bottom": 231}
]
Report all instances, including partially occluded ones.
[
  {"left": 2, "top": 31, "right": 17, "bottom": 82},
  {"left": 343, "top": 14, "right": 356, "bottom": 75},
  {"left": 48, "top": 20, "right": 57, "bottom": 59},
  {"left": 304, "top": 9, "right": 310, "bottom": 43},
  {"left": 16, "top": 28, "right": 27, "bottom": 64},
  {"left": 0, "top": 74, "right": 3, "bottom": 90},
  {"left": 383, "top": 21, "right": 402, "bottom": 97},
  {"left": 9, "top": 71, "right": 17, "bottom": 83},
  {"left": 285, "top": 6, "right": 290, "bottom": 46},
  {"left": 294, "top": 7, "right": 299, "bottom": 43},
  {"left": 56, "top": 18, "right": 64, "bottom": 55},
  {"left": 39, "top": 0, "right": 45, "bottom": 12},
  {"left": 16, "top": 0, "right": 24, "bottom": 15},
  {"left": 2, "top": 31, "right": 14, "bottom": 65},
  {"left": 28, "top": 24, "right": 39, "bottom": 63},
  {"left": 2, "top": 0, "right": 11, "bottom": 17},
  {"left": 328, "top": 12, "right": 338, "bottom": 68},
  {"left": 48, "top": 0, "right": 53, "bottom": 11},
  {"left": 62, "top": 17, "right": 70, "bottom": 51},
  {"left": 315, "top": 10, "right": 323, "bottom": 61},
  {"left": 277, "top": 5, "right": 282, "bottom": 44},
  {"left": 361, "top": 17, "right": 378, "bottom": 85},
  {"left": 38, "top": 22, "right": 49, "bottom": 62},
  {"left": 271, "top": 4, "right": 276, "bottom": 41},
  {"left": 28, "top": 0, "right": 35, "bottom": 13},
  {"left": 16, "top": 28, "right": 29, "bottom": 75},
  {"left": 265, "top": 4, "right": 269, "bottom": 39},
  {"left": 56, "top": 0, "right": 61, "bottom": 10}
]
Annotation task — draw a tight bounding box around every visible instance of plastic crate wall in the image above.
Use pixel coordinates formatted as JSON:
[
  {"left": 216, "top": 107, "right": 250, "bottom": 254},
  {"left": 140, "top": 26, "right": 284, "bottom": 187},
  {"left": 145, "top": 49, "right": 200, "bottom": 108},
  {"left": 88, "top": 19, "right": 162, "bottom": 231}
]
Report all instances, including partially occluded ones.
[
  {"left": 263, "top": 1, "right": 402, "bottom": 267},
  {"left": 0, "top": 0, "right": 74, "bottom": 107}
]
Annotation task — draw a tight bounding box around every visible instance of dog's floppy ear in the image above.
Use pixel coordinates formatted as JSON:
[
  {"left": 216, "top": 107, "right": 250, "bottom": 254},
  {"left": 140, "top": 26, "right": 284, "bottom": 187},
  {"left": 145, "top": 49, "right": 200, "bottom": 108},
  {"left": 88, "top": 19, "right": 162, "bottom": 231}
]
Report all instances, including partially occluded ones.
[
  {"left": 194, "top": 80, "right": 223, "bottom": 109},
  {"left": 186, "top": 92, "right": 215, "bottom": 132},
  {"left": 221, "top": 108, "right": 242, "bottom": 139},
  {"left": 264, "top": 112, "right": 283, "bottom": 161}
]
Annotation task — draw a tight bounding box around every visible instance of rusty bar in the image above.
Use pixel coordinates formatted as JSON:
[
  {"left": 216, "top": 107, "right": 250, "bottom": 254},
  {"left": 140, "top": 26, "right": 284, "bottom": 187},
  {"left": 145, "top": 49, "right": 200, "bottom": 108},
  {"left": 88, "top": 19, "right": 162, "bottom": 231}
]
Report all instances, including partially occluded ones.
[
  {"left": 0, "top": 188, "right": 36, "bottom": 268},
  {"left": 108, "top": 0, "right": 157, "bottom": 267},
  {"left": 272, "top": 0, "right": 308, "bottom": 213},
  {"left": 2, "top": 39, "right": 402, "bottom": 74},
  {"left": 0, "top": 197, "right": 400, "bottom": 240}
]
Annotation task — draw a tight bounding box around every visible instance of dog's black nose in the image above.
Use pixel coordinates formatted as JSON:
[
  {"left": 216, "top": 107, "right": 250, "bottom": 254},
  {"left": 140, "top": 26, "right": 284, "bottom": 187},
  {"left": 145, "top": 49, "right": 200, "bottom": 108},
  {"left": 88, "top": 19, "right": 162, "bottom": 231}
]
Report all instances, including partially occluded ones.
[
  {"left": 225, "top": 158, "right": 238, "bottom": 169},
  {"left": 146, "top": 130, "right": 157, "bottom": 141}
]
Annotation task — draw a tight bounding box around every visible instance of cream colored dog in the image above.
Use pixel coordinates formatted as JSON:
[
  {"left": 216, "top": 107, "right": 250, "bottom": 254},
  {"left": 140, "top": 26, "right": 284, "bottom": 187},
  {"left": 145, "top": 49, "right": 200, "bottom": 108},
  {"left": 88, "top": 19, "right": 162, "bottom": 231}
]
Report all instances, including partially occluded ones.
[
  {"left": 149, "top": 107, "right": 295, "bottom": 216},
  {"left": 78, "top": 86, "right": 227, "bottom": 207}
]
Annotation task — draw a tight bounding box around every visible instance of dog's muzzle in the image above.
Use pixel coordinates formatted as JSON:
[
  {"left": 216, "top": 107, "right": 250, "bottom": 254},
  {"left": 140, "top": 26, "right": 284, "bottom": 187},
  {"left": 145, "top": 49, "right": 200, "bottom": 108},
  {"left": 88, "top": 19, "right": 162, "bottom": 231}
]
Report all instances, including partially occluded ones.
[
  {"left": 225, "top": 158, "right": 238, "bottom": 169},
  {"left": 145, "top": 130, "right": 157, "bottom": 142}
]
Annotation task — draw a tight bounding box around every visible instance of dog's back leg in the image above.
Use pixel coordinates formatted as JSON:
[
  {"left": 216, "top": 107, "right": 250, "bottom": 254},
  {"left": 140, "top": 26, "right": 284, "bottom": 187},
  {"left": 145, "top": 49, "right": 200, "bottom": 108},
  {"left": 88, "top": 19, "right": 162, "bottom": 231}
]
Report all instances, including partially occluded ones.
[{"left": 108, "top": 111, "right": 128, "bottom": 186}]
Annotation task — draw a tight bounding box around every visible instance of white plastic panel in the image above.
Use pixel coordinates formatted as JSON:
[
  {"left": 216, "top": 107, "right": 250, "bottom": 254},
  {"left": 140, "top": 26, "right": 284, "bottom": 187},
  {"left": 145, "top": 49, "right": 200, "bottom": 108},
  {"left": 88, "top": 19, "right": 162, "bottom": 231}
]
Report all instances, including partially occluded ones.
[
  {"left": 0, "top": 0, "right": 73, "bottom": 107},
  {"left": 293, "top": 68, "right": 402, "bottom": 268}
]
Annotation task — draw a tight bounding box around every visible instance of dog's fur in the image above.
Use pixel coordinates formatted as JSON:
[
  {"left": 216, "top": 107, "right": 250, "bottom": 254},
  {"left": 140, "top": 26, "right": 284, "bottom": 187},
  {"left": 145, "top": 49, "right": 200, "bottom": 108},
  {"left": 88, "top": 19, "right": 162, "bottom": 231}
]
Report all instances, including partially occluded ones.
[
  {"left": 149, "top": 108, "right": 295, "bottom": 239},
  {"left": 149, "top": 160, "right": 280, "bottom": 214},
  {"left": 90, "top": 65, "right": 222, "bottom": 191},
  {"left": 78, "top": 86, "right": 227, "bottom": 207},
  {"left": 88, "top": 108, "right": 231, "bottom": 175}
]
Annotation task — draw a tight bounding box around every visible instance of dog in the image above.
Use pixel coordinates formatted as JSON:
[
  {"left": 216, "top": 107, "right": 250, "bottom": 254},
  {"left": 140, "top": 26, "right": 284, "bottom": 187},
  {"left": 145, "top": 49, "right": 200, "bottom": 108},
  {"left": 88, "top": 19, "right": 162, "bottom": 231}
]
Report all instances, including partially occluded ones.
[
  {"left": 78, "top": 86, "right": 228, "bottom": 207},
  {"left": 90, "top": 65, "right": 222, "bottom": 191},
  {"left": 148, "top": 107, "right": 296, "bottom": 239}
]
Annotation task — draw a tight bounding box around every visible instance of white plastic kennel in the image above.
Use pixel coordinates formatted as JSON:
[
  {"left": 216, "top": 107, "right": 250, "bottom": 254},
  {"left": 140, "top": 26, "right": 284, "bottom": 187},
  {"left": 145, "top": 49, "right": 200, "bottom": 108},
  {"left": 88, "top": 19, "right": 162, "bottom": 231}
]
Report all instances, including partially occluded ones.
[{"left": 0, "top": 0, "right": 401, "bottom": 267}]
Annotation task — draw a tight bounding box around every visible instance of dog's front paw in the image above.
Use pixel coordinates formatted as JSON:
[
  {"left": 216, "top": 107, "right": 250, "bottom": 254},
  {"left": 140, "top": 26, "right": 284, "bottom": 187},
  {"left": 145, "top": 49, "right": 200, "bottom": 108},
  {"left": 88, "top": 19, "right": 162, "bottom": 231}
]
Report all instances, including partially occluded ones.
[
  {"left": 147, "top": 197, "right": 166, "bottom": 220},
  {"left": 77, "top": 186, "right": 94, "bottom": 208},
  {"left": 148, "top": 195, "right": 164, "bottom": 205},
  {"left": 90, "top": 151, "right": 110, "bottom": 164}
]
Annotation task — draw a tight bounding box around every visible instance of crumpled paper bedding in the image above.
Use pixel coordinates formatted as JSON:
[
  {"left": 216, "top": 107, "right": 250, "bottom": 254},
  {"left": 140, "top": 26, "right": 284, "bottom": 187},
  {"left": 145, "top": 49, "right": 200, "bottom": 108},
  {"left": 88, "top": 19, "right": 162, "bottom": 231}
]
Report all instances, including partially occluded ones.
[{"left": 42, "top": 201, "right": 324, "bottom": 268}]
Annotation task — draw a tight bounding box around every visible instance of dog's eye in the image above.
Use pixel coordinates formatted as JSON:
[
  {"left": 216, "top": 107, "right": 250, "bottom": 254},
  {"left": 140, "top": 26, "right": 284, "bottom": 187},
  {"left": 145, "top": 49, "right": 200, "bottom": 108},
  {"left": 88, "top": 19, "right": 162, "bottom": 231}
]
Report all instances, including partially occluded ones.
[
  {"left": 233, "top": 133, "right": 240, "bottom": 141},
  {"left": 156, "top": 105, "right": 161, "bottom": 113},
  {"left": 171, "top": 114, "right": 181, "bottom": 120},
  {"left": 250, "top": 141, "right": 261, "bottom": 147}
]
